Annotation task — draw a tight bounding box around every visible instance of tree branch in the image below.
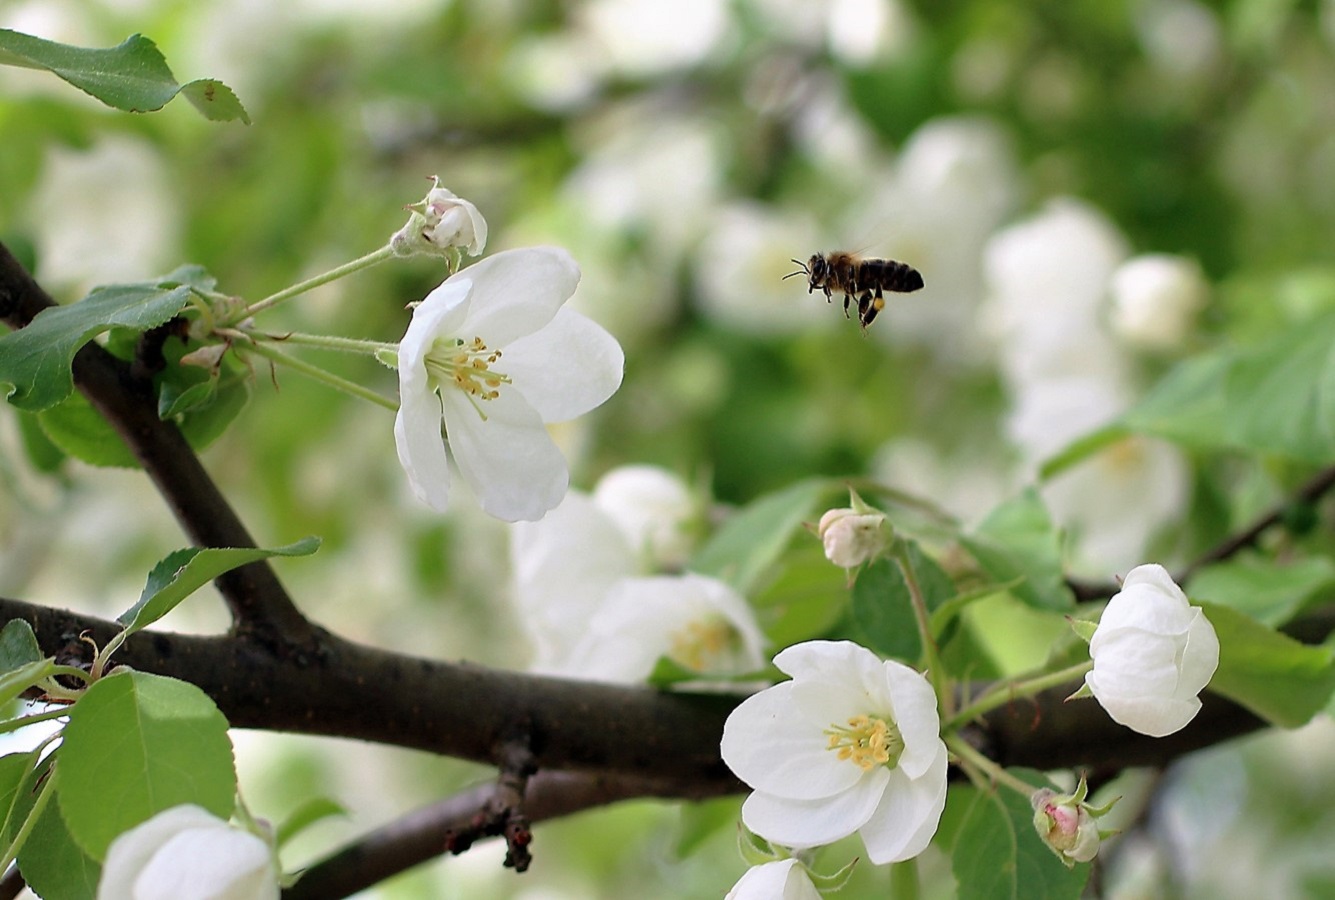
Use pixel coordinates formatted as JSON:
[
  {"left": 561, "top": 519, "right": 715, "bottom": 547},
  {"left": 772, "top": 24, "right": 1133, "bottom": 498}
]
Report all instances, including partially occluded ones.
[{"left": 0, "top": 243, "right": 314, "bottom": 645}]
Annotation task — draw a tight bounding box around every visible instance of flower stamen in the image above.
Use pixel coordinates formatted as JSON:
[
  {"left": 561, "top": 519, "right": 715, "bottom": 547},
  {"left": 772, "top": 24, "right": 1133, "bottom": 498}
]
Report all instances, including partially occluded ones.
[
  {"left": 424, "top": 336, "right": 511, "bottom": 420},
  {"left": 825, "top": 714, "right": 903, "bottom": 771}
]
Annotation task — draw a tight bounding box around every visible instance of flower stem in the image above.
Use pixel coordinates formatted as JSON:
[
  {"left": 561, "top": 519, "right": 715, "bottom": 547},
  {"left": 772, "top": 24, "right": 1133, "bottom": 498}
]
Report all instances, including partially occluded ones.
[
  {"left": 245, "top": 330, "right": 399, "bottom": 355},
  {"left": 946, "top": 732, "right": 1037, "bottom": 798},
  {"left": 231, "top": 245, "right": 397, "bottom": 323},
  {"left": 891, "top": 541, "right": 951, "bottom": 718},
  {"left": 0, "top": 707, "right": 69, "bottom": 736},
  {"left": 235, "top": 338, "right": 399, "bottom": 412},
  {"left": 945, "top": 661, "right": 1092, "bottom": 732}
]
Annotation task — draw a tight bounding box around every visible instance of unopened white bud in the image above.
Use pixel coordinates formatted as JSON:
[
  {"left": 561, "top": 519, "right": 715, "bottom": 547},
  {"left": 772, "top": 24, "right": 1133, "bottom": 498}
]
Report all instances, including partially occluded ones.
[
  {"left": 817, "top": 507, "right": 887, "bottom": 570},
  {"left": 390, "top": 177, "right": 488, "bottom": 259}
]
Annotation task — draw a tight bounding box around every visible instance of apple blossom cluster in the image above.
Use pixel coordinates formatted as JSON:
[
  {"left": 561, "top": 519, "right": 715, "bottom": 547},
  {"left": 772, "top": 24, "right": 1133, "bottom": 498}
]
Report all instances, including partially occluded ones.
[
  {"left": 97, "top": 805, "right": 279, "bottom": 900},
  {"left": 510, "top": 466, "right": 765, "bottom": 682},
  {"left": 394, "top": 246, "right": 624, "bottom": 522}
]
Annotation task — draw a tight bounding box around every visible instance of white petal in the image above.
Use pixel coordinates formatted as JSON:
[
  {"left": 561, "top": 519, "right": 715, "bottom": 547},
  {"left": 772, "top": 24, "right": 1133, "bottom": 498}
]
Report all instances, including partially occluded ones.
[
  {"left": 394, "top": 387, "right": 451, "bottom": 511},
  {"left": 457, "top": 247, "right": 581, "bottom": 347},
  {"left": 402, "top": 279, "right": 473, "bottom": 357},
  {"left": 857, "top": 741, "right": 948, "bottom": 864},
  {"left": 721, "top": 680, "right": 867, "bottom": 800},
  {"left": 504, "top": 309, "right": 625, "bottom": 422},
  {"left": 1120, "top": 563, "right": 1188, "bottom": 602},
  {"left": 741, "top": 774, "right": 888, "bottom": 849},
  {"left": 1179, "top": 608, "right": 1220, "bottom": 695},
  {"left": 440, "top": 386, "right": 568, "bottom": 522},
  {"left": 1087, "top": 687, "right": 1202, "bottom": 737},
  {"left": 772, "top": 640, "right": 885, "bottom": 690},
  {"left": 99, "top": 806, "right": 224, "bottom": 900},
  {"left": 135, "top": 825, "right": 277, "bottom": 900},
  {"left": 876, "top": 660, "right": 942, "bottom": 781},
  {"left": 511, "top": 491, "right": 636, "bottom": 613},
  {"left": 726, "top": 860, "right": 822, "bottom": 900}
]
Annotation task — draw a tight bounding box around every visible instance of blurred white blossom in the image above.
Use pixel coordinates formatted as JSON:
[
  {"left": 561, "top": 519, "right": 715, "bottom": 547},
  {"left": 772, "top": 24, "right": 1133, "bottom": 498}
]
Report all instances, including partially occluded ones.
[
  {"left": 29, "top": 136, "right": 180, "bottom": 295},
  {"left": 98, "top": 805, "right": 278, "bottom": 900},
  {"left": 846, "top": 117, "right": 1021, "bottom": 357},
  {"left": 556, "top": 573, "right": 766, "bottom": 683},
  {"left": 982, "top": 200, "right": 1190, "bottom": 575},
  {"left": 565, "top": 111, "right": 724, "bottom": 253},
  {"left": 693, "top": 202, "right": 829, "bottom": 334},
  {"left": 721, "top": 640, "right": 948, "bottom": 863},
  {"left": 395, "top": 247, "right": 623, "bottom": 521},
  {"left": 511, "top": 466, "right": 710, "bottom": 673},
  {"left": 1108, "top": 253, "right": 1209, "bottom": 352},
  {"left": 579, "top": 0, "right": 731, "bottom": 76},
  {"left": 591, "top": 465, "right": 700, "bottom": 570},
  {"left": 1085, "top": 564, "right": 1219, "bottom": 737}
]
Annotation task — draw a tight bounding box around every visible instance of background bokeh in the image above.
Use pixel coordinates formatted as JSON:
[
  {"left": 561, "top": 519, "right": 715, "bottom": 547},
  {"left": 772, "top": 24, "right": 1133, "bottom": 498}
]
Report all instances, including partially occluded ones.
[{"left": 2, "top": 0, "right": 1335, "bottom": 896}]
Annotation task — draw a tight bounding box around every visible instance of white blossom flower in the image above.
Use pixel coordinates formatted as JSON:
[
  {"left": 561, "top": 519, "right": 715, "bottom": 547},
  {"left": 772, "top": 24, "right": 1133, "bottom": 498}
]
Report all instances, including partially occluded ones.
[
  {"left": 1085, "top": 564, "right": 1220, "bottom": 737},
  {"left": 721, "top": 640, "right": 948, "bottom": 863},
  {"left": 390, "top": 177, "right": 488, "bottom": 258},
  {"left": 395, "top": 247, "right": 624, "bottom": 521},
  {"left": 97, "top": 805, "right": 278, "bottom": 900},
  {"left": 726, "top": 859, "right": 822, "bottom": 900},
  {"left": 1108, "top": 253, "right": 1209, "bottom": 352},
  {"left": 555, "top": 573, "right": 766, "bottom": 683}
]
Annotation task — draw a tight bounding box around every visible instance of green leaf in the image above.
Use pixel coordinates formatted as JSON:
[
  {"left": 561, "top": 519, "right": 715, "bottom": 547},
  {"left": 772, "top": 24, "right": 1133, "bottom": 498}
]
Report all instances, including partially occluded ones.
[
  {"left": 672, "top": 796, "right": 739, "bottom": 859},
  {"left": 1187, "top": 557, "right": 1335, "bottom": 628},
  {"left": 1125, "top": 312, "right": 1335, "bottom": 463},
  {"left": 0, "top": 281, "right": 193, "bottom": 412},
  {"left": 850, "top": 543, "right": 952, "bottom": 664},
  {"left": 37, "top": 391, "right": 137, "bottom": 468},
  {"left": 17, "top": 784, "right": 100, "bottom": 900},
  {"left": 1200, "top": 602, "right": 1335, "bottom": 728},
  {"left": 0, "top": 751, "right": 39, "bottom": 853},
  {"left": 0, "top": 30, "right": 249, "bottom": 123},
  {"left": 689, "top": 479, "right": 825, "bottom": 594},
  {"left": 118, "top": 537, "right": 321, "bottom": 635},
  {"left": 57, "top": 671, "right": 236, "bottom": 860},
  {"left": 1037, "top": 424, "right": 1131, "bottom": 482},
  {"left": 0, "top": 660, "right": 58, "bottom": 709},
  {"left": 14, "top": 410, "right": 65, "bottom": 472},
  {"left": 949, "top": 780, "right": 1090, "bottom": 900},
  {"left": 961, "top": 490, "right": 1074, "bottom": 613},
  {"left": 38, "top": 347, "right": 253, "bottom": 468},
  {"left": 0, "top": 621, "right": 42, "bottom": 674},
  {"left": 274, "top": 797, "right": 347, "bottom": 849}
]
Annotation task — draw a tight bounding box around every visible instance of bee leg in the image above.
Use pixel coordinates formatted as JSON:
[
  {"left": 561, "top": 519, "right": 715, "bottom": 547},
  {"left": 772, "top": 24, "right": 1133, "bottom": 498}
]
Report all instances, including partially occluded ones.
[
  {"left": 842, "top": 292, "right": 853, "bottom": 317},
  {"left": 859, "top": 288, "right": 886, "bottom": 329}
]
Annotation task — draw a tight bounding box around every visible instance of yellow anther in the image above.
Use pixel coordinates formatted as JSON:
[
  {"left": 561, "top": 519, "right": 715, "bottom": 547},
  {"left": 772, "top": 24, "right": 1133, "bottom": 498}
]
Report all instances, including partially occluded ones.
[
  {"left": 424, "top": 334, "right": 513, "bottom": 414},
  {"left": 824, "top": 714, "right": 903, "bottom": 772}
]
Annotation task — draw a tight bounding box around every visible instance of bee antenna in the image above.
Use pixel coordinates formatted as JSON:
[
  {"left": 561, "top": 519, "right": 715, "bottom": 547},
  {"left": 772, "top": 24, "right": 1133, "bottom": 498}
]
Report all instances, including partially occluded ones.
[{"left": 782, "top": 259, "right": 809, "bottom": 280}]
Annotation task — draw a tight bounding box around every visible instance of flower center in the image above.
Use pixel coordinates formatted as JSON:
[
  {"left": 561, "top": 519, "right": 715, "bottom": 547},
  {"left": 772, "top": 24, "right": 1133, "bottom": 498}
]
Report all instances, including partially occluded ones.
[
  {"left": 424, "top": 336, "right": 511, "bottom": 418},
  {"left": 667, "top": 615, "right": 738, "bottom": 672},
  {"left": 825, "top": 714, "right": 903, "bottom": 771}
]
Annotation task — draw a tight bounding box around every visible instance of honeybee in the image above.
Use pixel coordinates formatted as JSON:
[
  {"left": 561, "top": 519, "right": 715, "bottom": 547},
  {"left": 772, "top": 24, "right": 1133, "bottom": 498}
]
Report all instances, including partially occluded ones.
[{"left": 785, "top": 252, "right": 924, "bottom": 329}]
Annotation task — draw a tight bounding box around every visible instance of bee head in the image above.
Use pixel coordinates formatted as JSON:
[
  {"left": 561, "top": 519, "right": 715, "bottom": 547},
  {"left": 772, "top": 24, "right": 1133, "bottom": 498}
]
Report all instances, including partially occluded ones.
[{"left": 783, "top": 258, "right": 811, "bottom": 281}]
